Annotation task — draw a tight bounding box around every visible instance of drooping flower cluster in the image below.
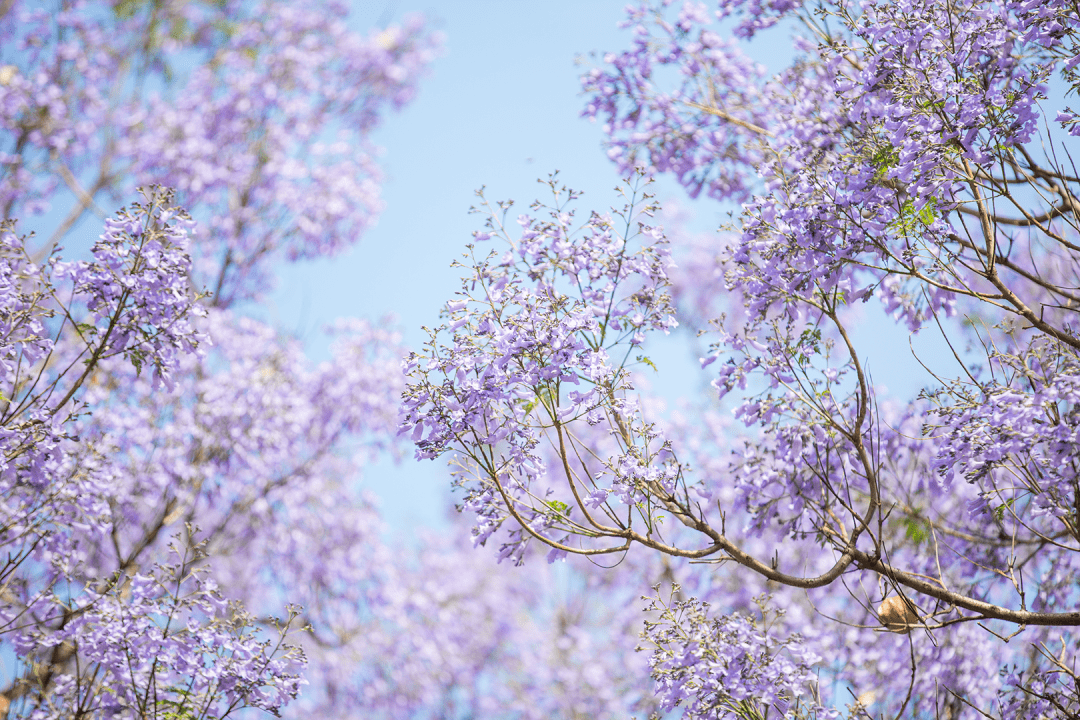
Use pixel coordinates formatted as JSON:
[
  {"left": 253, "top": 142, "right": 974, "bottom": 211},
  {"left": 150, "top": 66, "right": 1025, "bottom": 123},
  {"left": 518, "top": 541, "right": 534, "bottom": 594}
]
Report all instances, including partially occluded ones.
[
  {"left": 932, "top": 335, "right": 1080, "bottom": 512},
  {"left": 15, "top": 539, "right": 306, "bottom": 720},
  {"left": 582, "top": 6, "right": 772, "bottom": 204},
  {"left": 53, "top": 186, "right": 207, "bottom": 388},
  {"left": 401, "top": 175, "right": 681, "bottom": 562},
  {"left": 642, "top": 588, "right": 836, "bottom": 720},
  {"left": 0, "top": 196, "right": 204, "bottom": 533}
]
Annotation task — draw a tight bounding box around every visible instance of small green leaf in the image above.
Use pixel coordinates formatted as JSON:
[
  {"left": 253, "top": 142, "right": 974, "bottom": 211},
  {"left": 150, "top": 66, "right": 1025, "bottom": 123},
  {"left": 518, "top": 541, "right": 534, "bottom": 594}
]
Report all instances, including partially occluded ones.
[
  {"left": 903, "top": 516, "right": 931, "bottom": 546},
  {"left": 126, "top": 347, "right": 147, "bottom": 376},
  {"left": 636, "top": 355, "right": 658, "bottom": 372},
  {"left": 993, "top": 498, "right": 1016, "bottom": 522},
  {"left": 547, "top": 500, "right": 571, "bottom": 517}
]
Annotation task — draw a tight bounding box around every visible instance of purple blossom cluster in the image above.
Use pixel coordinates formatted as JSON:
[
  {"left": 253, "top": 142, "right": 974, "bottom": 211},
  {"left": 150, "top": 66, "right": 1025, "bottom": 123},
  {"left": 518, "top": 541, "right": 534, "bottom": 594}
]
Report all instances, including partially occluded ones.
[
  {"left": 642, "top": 588, "right": 836, "bottom": 720},
  {"left": 401, "top": 176, "right": 680, "bottom": 562},
  {"left": 53, "top": 187, "right": 207, "bottom": 389},
  {"left": 585, "top": 0, "right": 1080, "bottom": 334},
  {"left": 581, "top": 4, "right": 772, "bottom": 204},
  {"left": 0, "top": 220, "right": 55, "bottom": 395},
  {"left": 0, "top": 196, "right": 202, "bottom": 531},
  {"left": 17, "top": 540, "right": 305, "bottom": 720}
]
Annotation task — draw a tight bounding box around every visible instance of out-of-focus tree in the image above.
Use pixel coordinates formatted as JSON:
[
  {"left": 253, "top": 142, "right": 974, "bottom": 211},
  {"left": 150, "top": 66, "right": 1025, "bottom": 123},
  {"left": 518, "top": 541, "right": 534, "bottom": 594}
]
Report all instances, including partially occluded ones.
[{"left": 0, "top": 1, "right": 425, "bottom": 716}]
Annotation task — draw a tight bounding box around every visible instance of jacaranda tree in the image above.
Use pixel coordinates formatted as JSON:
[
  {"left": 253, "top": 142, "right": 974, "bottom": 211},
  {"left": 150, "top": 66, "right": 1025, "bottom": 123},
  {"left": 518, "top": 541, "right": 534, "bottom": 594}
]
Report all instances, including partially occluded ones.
[{"left": 403, "top": 0, "right": 1080, "bottom": 717}]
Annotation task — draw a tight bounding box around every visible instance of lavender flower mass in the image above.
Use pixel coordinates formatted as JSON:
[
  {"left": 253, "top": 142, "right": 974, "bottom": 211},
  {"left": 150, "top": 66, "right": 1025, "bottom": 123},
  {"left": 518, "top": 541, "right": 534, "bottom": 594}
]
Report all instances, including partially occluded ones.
[{"left": 3, "top": 0, "right": 1080, "bottom": 718}]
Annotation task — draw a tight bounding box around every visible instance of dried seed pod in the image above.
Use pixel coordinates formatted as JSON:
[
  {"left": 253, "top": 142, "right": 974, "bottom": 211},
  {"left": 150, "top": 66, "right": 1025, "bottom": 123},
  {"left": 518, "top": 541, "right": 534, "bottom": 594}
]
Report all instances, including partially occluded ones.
[{"left": 878, "top": 595, "right": 919, "bottom": 633}]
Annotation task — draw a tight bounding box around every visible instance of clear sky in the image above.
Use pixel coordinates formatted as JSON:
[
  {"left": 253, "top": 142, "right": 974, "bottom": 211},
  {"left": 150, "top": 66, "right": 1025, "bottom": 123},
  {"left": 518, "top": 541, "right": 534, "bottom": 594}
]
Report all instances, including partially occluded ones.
[{"left": 268, "top": 1, "right": 956, "bottom": 536}]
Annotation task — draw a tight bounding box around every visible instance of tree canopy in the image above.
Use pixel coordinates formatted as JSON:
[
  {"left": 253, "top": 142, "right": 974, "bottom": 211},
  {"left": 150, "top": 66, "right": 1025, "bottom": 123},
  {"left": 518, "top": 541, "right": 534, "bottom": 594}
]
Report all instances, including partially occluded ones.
[{"left": 6, "top": 0, "right": 1080, "bottom": 718}]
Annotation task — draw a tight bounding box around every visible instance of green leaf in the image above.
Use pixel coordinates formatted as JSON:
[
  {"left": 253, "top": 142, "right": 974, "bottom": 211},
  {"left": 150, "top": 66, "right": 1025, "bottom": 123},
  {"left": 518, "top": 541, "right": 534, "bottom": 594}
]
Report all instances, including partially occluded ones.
[
  {"left": 636, "top": 354, "right": 658, "bottom": 372},
  {"left": 869, "top": 144, "right": 900, "bottom": 175},
  {"left": 993, "top": 498, "right": 1016, "bottom": 522},
  {"left": 903, "top": 516, "right": 931, "bottom": 546},
  {"left": 126, "top": 347, "right": 147, "bottom": 376},
  {"left": 547, "top": 500, "right": 571, "bottom": 517}
]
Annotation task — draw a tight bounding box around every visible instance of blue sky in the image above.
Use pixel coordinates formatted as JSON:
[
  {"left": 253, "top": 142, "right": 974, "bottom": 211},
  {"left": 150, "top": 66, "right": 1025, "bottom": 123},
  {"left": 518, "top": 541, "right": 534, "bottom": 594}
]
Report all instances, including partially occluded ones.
[{"left": 270, "top": 1, "right": 956, "bottom": 535}]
